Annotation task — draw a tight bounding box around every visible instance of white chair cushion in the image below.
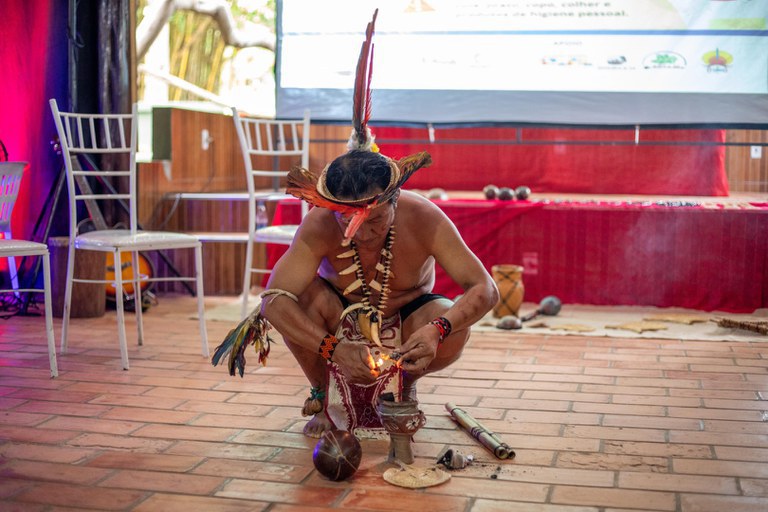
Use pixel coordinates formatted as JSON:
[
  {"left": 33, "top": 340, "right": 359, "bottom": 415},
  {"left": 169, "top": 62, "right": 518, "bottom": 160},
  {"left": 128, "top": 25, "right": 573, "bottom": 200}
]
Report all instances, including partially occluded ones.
[
  {"left": 75, "top": 230, "right": 201, "bottom": 251},
  {"left": 253, "top": 224, "right": 298, "bottom": 245},
  {"left": 0, "top": 238, "right": 49, "bottom": 256}
]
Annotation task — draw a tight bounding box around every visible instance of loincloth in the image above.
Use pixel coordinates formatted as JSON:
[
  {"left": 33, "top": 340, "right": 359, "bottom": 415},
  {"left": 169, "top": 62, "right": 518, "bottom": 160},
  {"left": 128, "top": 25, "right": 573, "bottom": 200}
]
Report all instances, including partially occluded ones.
[
  {"left": 318, "top": 277, "right": 449, "bottom": 435},
  {"left": 319, "top": 276, "right": 448, "bottom": 322},
  {"left": 324, "top": 311, "right": 402, "bottom": 436}
]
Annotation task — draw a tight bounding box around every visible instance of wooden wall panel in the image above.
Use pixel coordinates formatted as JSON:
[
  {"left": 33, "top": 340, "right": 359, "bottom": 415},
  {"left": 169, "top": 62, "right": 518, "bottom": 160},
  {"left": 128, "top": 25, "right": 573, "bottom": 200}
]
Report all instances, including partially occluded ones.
[
  {"left": 725, "top": 130, "right": 768, "bottom": 193},
  {"left": 138, "top": 199, "right": 270, "bottom": 295},
  {"left": 311, "top": 124, "right": 348, "bottom": 167},
  {"left": 138, "top": 108, "right": 278, "bottom": 295}
]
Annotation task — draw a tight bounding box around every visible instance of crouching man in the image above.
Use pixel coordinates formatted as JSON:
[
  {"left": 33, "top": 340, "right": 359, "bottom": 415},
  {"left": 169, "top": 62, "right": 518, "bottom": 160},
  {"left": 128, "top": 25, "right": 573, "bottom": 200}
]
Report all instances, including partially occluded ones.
[{"left": 260, "top": 148, "right": 498, "bottom": 437}]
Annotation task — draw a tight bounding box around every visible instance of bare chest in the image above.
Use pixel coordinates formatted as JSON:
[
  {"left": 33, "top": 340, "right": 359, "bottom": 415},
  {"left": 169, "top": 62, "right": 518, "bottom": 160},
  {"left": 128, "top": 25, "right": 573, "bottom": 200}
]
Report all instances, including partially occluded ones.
[{"left": 320, "top": 234, "right": 433, "bottom": 304}]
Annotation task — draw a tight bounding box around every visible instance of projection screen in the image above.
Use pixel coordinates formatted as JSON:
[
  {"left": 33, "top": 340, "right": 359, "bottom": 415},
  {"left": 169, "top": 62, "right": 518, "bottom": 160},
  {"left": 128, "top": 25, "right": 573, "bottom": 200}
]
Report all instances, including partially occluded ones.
[{"left": 275, "top": 0, "right": 768, "bottom": 127}]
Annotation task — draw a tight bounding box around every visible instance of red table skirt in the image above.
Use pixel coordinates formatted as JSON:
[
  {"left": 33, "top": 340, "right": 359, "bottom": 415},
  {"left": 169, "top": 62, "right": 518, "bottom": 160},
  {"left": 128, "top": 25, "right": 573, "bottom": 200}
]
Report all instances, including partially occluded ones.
[{"left": 271, "top": 199, "right": 768, "bottom": 313}]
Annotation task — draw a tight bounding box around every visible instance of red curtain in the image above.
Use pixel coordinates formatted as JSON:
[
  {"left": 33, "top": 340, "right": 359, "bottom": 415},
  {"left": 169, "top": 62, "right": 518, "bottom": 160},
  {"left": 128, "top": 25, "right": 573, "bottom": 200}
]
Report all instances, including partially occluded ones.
[
  {"left": 272, "top": 200, "right": 767, "bottom": 312},
  {"left": 372, "top": 126, "right": 728, "bottom": 196}
]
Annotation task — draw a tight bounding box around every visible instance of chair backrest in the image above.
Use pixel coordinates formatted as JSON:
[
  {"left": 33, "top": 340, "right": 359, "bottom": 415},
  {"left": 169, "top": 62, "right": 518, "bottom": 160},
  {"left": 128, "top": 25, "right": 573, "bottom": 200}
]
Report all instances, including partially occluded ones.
[
  {"left": 0, "top": 162, "right": 26, "bottom": 233},
  {"left": 231, "top": 107, "right": 311, "bottom": 220},
  {"left": 49, "top": 99, "right": 139, "bottom": 235}
]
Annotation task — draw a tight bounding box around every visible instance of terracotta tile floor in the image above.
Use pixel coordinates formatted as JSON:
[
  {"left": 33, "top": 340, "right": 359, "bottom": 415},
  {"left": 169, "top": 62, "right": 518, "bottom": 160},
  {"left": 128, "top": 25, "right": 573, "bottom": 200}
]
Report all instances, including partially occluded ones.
[{"left": 1, "top": 295, "right": 767, "bottom": 511}]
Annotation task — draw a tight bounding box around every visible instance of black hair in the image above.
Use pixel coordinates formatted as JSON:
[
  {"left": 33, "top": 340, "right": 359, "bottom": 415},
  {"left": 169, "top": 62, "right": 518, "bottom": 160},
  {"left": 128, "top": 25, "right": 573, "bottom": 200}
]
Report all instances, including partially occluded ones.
[{"left": 325, "top": 150, "right": 391, "bottom": 201}]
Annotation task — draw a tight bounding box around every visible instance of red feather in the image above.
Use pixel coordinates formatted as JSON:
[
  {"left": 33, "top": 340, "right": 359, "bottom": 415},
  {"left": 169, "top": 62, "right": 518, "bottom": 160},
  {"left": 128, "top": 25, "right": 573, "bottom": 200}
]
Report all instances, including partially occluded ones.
[
  {"left": 351, "top": 9, "right": 378, "bottom": 149},
  {"left": 365, "top": 44, "right": 374, "bottom": 128},
  {"left": 344, "top": 209, "right": 373, "bottom": 240}
]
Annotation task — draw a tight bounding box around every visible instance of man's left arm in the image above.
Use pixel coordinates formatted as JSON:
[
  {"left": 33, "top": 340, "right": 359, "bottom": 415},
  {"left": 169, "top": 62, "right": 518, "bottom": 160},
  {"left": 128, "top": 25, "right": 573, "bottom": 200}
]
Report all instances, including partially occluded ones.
[
  {"left": 430, "top": 213, "right": 499, "bottom": 333},
  {"left": 398, "top": 211, "right": 499, "bottom": 370}
]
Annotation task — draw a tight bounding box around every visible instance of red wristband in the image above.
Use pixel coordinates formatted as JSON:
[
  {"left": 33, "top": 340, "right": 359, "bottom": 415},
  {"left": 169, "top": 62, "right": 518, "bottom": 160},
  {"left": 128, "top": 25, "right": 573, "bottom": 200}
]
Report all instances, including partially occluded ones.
[
  {"left": 319, "top": 334, "right": 339, "bottom": 361},
  {"left": 429, "top": 316, "right": 452, "bottom": 344}
]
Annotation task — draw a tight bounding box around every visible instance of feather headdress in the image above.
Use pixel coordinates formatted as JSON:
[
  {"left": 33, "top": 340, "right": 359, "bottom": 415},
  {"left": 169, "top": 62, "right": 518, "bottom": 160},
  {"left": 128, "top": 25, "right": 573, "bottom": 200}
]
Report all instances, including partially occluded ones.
[{"left": 285, "top": 9, "right": 432, "bottom": 243}]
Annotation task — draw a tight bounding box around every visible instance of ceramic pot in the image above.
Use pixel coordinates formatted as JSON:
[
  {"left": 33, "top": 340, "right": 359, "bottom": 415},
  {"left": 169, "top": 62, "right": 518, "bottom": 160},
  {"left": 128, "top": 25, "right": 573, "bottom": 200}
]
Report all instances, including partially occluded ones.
[{"left": 491, "top": 264, "right": 525, "bottom": 318}]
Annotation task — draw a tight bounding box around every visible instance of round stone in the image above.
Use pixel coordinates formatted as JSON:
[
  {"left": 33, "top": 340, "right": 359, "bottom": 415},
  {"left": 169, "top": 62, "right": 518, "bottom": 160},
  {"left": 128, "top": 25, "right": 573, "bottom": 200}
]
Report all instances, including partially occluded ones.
[
  {"left": 539, "top": 295, "right": 562, "bottom": 316},
  {"left": 498, "top": 187, "right": 515, "bottom": 201},
  {"left": 515, "top": 186, "right": 531, "bottom": 200},
  {"left": 427, "top": 188, "right": 449, "bottom": 200},
  {"left": 312, "top": 429, "right": 362, "bottom": 481},
  {"left": 483, "top": 184, "right": 499, "bottom": 199},
  {"left": 496, "top": 315, "right": 522, "bottom": 330}
]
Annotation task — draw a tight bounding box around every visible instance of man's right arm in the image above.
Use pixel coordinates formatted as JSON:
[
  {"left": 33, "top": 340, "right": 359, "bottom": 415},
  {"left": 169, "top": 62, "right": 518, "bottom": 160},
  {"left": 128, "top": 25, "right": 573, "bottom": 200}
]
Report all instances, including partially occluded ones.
[
  {"left": 259, "top": 215, "right": 331, "bottom": 353},
  {"left": 260, "top": 212, "right": 378, "bottom": 383}
]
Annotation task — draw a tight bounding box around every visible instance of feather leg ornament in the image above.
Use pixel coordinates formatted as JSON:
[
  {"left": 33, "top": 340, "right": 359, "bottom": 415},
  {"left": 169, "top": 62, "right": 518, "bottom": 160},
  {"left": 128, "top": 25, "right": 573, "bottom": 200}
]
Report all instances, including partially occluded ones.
[{"left": 211, "top": 309, "right": 273, "bottom": 377}]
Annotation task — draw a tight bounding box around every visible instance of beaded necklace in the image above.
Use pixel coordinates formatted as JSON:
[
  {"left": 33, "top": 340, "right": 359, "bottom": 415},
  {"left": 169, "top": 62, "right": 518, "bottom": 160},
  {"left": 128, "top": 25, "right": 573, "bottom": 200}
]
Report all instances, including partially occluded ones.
[{"left": 337, "top": 225, "right": 396, "bottom": 347}]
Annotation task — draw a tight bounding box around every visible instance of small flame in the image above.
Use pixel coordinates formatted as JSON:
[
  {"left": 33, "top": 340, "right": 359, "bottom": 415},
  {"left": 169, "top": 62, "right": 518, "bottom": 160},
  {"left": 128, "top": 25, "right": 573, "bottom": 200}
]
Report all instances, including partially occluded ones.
[
  {"left": 367, "top": 353, "right": 380, "bottom": 377},
  {"left": 381, "top": 352, "right": 403, "bottom": 368},
  {"left": 368, "top": 351, "right": 401, "bottom": 377}
]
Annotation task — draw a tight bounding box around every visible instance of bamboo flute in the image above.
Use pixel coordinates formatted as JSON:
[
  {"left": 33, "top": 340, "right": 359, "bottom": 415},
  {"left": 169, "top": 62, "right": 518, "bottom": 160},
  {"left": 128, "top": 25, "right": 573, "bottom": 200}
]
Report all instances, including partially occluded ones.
[{"left": 445, "top": 402, "right": 515, "bottom": 460}]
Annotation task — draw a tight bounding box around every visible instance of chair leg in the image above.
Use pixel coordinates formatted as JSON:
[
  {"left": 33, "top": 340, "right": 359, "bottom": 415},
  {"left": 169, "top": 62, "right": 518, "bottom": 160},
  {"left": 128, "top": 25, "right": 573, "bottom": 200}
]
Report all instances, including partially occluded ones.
[
  {"left": 60, "top": 240, "right": 77, "bottom": 355},
  {"left": 241, "top": 236, "right": 255, "bottom": 320},
  {"left": 131, "top": 251, "right": 144, "bottom": 346},
  {"left": 7, "top": 258, "right": 20, "bottom": 298},
  {"left": 41, "top": 252, "right": 58, "bottom": 378},
  {"left": 194, "top": 244, "right": 209, "bottom": 357},
  {"left": 113, "top": 249, "right": 130, "bottom": 370},
  {"left": 3, "top": 232, "right": 20, "bottom": 298}
]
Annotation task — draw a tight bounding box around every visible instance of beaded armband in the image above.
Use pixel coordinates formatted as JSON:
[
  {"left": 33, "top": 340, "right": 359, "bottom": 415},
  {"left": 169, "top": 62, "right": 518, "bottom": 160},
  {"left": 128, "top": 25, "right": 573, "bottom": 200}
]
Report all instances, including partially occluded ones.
[
  {"left": 319, "top": 334, "right": 340, "bottom": 361},
  {"left": 429, "top": 316, "right": 452, "bottom": 344}
]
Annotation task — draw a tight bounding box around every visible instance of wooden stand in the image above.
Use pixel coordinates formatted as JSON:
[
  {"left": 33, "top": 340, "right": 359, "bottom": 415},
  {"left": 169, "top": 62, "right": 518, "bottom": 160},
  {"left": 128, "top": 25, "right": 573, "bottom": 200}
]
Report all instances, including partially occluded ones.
[{"left": 48, "top": 237, "right": 106, "bottom": 318}]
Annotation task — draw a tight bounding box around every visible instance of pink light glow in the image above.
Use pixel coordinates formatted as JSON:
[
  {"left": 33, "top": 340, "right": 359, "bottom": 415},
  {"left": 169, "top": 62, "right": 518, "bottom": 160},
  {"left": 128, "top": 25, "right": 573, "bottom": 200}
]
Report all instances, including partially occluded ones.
[{"left": 0, "top": 1, "right": 67, "bottom": 276}]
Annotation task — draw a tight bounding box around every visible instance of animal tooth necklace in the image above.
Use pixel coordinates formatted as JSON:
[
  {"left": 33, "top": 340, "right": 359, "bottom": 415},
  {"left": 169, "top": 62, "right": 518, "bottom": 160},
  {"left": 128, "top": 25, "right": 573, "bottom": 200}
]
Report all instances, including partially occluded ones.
[{"left": 337, "top": 225, "right": 396, "bottom": 347}]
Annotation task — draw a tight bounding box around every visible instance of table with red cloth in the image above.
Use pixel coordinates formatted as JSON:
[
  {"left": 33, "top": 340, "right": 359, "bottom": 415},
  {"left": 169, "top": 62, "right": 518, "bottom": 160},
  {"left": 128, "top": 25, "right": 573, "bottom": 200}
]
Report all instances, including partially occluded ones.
[{"left": 269, "top": 198, "right": 768, "bottom": 313}]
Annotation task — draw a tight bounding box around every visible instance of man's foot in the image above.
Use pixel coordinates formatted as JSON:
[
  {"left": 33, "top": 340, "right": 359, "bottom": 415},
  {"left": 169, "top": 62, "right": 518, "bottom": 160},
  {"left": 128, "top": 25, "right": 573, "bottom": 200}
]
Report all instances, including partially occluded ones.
[{"left": 303, "top": 413, "right": 333, "bottom": 438}]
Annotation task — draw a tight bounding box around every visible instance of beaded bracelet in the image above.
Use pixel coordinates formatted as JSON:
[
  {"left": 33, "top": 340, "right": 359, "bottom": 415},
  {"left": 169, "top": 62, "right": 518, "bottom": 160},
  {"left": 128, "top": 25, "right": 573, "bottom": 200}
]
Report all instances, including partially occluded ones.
[
  {"left": 318, "top": 334, "right": 340, "bottom": 361},
  {"left": 429, "top": 316, "right": 452, "bottom": 344}
]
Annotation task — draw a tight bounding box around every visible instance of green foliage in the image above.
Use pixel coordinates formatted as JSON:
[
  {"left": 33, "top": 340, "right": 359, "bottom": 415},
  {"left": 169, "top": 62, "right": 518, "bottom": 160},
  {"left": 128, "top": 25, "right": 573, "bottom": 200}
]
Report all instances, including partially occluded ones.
[
  {"left": 139, "top": 0, "right": 276, "bottom": 101},
  {"left": 232, "top": 0, "right": 276, "bottom": 26}
]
